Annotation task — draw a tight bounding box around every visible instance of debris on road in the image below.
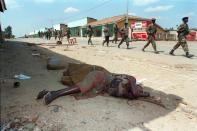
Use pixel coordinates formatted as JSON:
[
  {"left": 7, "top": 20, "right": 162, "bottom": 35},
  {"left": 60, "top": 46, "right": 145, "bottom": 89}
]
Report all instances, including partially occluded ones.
[
  {"left": 47, "top": 56, "right": 66, "bottom": 70},
  {"left": 14, "top": 74, "right": 31, "bottom": 80},
  {"left": 13, "top": 81, "right": 20, "bottom": 88}
]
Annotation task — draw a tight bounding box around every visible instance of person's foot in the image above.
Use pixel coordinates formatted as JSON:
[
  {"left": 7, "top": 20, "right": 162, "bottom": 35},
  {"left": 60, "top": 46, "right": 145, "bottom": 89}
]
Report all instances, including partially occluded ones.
[
  {"left": 186, "top": 53, "right": 194, "bottom": 58},
  {"left": 154, "top": 51, "right": 159, "bottom": 54},
  {"left": 142, "top": 48, "right": 145, "bottom": 52},
  {"left": 169, "top": 50, "right": 174, "bottom": 55},
  {"left": 118, "top": 45, "right": 120, "bottom": 48},
  {"left": 36, "top": 90, "right": 49, "bottom": 99},
  {"left": 43, "top": 92, "right": 56, "bottom": 105}
]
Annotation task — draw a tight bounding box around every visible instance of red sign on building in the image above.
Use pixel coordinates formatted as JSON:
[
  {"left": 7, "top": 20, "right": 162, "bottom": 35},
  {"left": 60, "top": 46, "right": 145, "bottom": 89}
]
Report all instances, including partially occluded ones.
[
  {"left": 186, "top": 32, "right": 196, "bottom": 41},
  {"left": 131, "top": 21, "right": 151, "bottom": 40}
]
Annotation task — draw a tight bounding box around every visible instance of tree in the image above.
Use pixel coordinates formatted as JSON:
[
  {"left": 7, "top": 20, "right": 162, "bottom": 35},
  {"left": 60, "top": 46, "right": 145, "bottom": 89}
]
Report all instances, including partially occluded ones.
[{"left": 4, "top": 25, "right": 12, "bottom": 39}]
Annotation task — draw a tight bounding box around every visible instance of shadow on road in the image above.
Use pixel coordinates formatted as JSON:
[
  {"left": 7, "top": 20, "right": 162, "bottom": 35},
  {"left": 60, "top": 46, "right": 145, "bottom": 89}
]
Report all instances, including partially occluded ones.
[{"left": 0, "top": 40, "right": 183, "bottom": 131}]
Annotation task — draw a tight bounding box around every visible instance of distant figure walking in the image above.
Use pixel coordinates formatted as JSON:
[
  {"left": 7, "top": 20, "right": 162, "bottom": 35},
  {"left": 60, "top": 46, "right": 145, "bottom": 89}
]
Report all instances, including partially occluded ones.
[
  {"left": 58, "top": 29, "right": 63, "bottom": 41},
  {"left": 54, "top": 29, "right": 58, "bottom": 40},
  {"left": 66, "top": 27, "right": 71, "bottom": 44},
  {"left": 142, "top": 18, "right": 158, "bottom": 54},
  {"left": 112, "top": 23, "right": 119, "bottom": 44},
  {"left": 102, "top": 25, "right": 110, "bottom": 47},
  {"left": 87, "top": 25, "right": 93, "bottom": 45},
  {"left": 118, "top": 22, "right": 130, "bottom": 49}
]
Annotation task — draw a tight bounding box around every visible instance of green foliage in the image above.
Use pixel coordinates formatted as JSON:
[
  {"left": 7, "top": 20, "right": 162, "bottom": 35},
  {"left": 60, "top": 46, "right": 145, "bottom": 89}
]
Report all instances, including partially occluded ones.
[{"left": 4, "top": 26, "right": 13, "bottom": 39}]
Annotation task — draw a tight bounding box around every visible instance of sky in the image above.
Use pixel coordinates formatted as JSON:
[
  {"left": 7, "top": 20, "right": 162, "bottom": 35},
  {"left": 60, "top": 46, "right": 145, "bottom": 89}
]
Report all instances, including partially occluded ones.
[{"left": 1, "top": 0, "right": 197, "bottom": 37}]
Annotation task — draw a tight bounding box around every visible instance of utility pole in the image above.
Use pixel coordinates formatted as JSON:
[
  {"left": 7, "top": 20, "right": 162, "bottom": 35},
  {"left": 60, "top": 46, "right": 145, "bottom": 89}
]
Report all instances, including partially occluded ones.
[{"left": 126, "top": 0, "right": 129, "bottom": 24}]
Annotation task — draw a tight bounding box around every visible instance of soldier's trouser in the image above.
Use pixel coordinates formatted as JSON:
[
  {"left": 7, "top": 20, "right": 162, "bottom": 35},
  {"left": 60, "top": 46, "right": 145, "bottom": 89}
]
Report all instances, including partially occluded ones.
[
  {"left": 88, "top": 36, "right": 93, "bottom": 45},
  {"left": 103, "top": 36, "right": 110, "bottom": 46},
  {"left": 113, "top": 34, "right": 118, "bottom": 43},
  {"left": 172, "top": 37, "right": 189, "bottom": 53},
  {"left": 143, "top": 36, "right": 157, "bottom": 51},
  {"left": 118, "top": 36, "right": 129, "bottom": 47}
]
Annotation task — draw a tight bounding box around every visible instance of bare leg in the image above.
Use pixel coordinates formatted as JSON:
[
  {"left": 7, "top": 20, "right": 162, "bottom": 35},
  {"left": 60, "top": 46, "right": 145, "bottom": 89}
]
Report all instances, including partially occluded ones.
[
  {"left": 44, "top": 86, "right": 80, "bottom": 105},
  {"left": 41, "top": 71, "right": 108, "bottom": 105}
]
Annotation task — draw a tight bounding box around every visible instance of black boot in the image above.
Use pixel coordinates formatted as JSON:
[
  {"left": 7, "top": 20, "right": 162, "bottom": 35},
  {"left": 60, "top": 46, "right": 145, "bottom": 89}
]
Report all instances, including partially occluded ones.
[
  {"left": 169, "top": 50, "right": 174, "bottom": 55},
  {"left": 186, "top": 52, "right": 194, "bottom": 58}
]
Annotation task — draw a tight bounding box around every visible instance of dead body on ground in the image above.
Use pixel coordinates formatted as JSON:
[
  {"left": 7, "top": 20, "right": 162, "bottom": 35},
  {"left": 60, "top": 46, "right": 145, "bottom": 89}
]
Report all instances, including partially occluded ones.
[{"left": 36, "top": 63, "right": 160, "bottom": 105}]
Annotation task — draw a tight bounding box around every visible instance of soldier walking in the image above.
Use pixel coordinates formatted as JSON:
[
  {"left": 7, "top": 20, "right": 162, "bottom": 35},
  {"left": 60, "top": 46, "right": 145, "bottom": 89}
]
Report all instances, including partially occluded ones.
[
  {"left": 48, "top": 29, "right": 52, "bottom": 40},
  {"left": 118, "top": 22, "right": 130, "bottom": 49},
  {"left": 142, "top": 18, "right": 158, "bottom": 54},
  {"left": 54, "top": 29, "right": 58, "bottom": 40},
  {"left": 87, "top": 25, "right": 93, "bottom": 45},
  {"left": 66, "top": 27, "right": 71, "bottom": 44},
  {"left": 102, "top": 25, "right": 110, "bottom": 47},
  {"left": 169, "top": 17, "right": 193, "bottom": 58},
  {"left": 112, "top": 23, "right": 119, "bottom": 44},
  {"left": 58, "top": 29, "right": 63, "bottom": 41}
]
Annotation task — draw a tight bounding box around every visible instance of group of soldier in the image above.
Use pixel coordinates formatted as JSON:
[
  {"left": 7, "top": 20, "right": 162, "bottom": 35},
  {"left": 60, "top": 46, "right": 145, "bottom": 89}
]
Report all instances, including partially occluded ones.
[
  {"left": 38, "top": 27, "right": 71, "bottom": 43},
  {"left": 38, "top": 29, "right": 52, "bottom": 40},
  {"left": 86, "top": 16, "right": 193, "bottom": 58}
]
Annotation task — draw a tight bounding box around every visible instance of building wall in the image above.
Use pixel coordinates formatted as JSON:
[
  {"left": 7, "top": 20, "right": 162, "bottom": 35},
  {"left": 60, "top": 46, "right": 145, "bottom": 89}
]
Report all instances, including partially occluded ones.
[
  {"left": 123, "top": 19, "right": 166, "bottom": 40},
  {"left": 166, "top": 30, "right": 197, "bottom": 41},
  {"left": 69, "top": 18, "right": 97, "bottom": 37},
  {"left": 156, "top": 27, "right": 167, "bottom": 40},
  {"left": 70, "top": 27, "right": 81, "bottom": 37}
]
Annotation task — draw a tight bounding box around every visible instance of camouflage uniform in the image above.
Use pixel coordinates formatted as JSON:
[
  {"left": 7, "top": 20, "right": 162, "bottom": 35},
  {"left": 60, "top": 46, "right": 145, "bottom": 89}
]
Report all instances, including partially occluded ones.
[
  {"left": 54, "top": 30, "right": 58, "bottom": 40},
  {"left": 118, "top": 26, "right": 129, "bottom": 49},
  {"left": 172, "top": 23, "right": 189, "bottom": 52},
  {"left": 103, "top": 26, "right": 110, "bottom": 46},
  {"left": 142, "top": 23, "right": 158, "bottom": 53},
  {"left": 113, "top": 24, "right": 119, "bottom": 44},
  {"left": 66, "top": 28, "right": 71, "bottom": 40},
  {"left": 169, "top": 17, "right": 193, "bottom": 58},
  {"left": 87, "top": 26, "right": 93, "bottom": 45},
  {"left": 58, "top": 30, "right": 63, "bottom": 41}
]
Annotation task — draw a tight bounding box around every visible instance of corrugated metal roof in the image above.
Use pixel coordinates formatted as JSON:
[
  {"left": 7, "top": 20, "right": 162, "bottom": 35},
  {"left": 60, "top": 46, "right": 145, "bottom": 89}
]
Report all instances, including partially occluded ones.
[
  {"left": 87, "top": 15, "right": 148, "bottom": 26},
  {"left": 68, "top": 18, "right": 88, "bottom": 27},
  {"left": 87, "top": 15, "right": 165, "bottom": 31}
]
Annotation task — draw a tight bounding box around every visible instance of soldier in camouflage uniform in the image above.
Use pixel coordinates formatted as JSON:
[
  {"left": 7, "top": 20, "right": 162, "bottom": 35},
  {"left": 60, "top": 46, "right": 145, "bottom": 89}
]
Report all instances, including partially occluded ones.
[
  {"left": 54, "top": 29, "right": 58, "bottom": 40},
  {"left": 112, "top": 23, "right": 119, "bottom": 44},
  {"left": 169, "top": 17, "right": 193, "bottom": 58},
  {"left": 102, "top": 25, "right": 110, "bottom": 47},
  {"left": 142, "top": 18, "right": 158, "bottom": 54},
  {"left": 118, "top": 22, "right": 130, "bottom": 49},
  {"left": 66, "top": 27, "right": 71, "bottom": 43},
  {"left": 58, "top": 29, "right": 63, "bottom": 41},
  {"left": 87, "top": 25, "right": 93, "bottom": 45}
]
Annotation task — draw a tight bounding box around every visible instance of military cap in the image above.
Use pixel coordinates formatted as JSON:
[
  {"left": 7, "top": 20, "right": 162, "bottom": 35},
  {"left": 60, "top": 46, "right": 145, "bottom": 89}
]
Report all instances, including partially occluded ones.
[
  {"left": 151, "top": 18, "right": 156, "bottom": 21},
  {"left": 182, "top": 17, "right": 189, "bottom": 21}
]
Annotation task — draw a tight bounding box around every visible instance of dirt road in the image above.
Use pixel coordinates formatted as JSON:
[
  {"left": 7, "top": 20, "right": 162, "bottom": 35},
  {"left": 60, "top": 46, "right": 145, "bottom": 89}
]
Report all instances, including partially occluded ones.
[{"left": 1, "top": 38, "right": 197, "bottom": 131}]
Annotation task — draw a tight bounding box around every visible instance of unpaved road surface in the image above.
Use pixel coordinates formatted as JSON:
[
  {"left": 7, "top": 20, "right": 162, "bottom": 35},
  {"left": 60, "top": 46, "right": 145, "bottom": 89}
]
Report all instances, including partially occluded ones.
[{"left": 1, "top": 38, "right": 197, "bottom": 131}]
